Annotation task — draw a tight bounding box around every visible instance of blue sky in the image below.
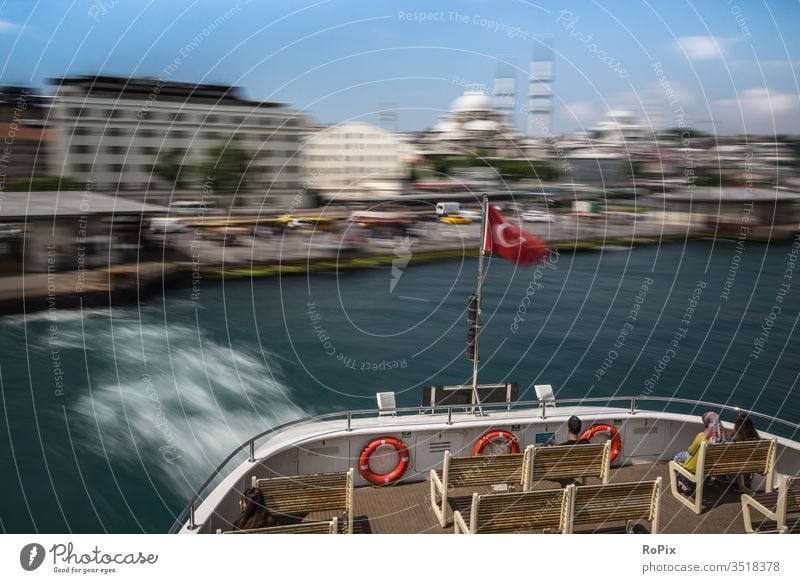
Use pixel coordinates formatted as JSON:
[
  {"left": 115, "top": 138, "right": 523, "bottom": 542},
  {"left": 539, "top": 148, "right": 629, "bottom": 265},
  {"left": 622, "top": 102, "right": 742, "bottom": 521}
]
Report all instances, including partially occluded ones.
[{"left": 1, "top": 0, "right": 798, "bottom": 134}]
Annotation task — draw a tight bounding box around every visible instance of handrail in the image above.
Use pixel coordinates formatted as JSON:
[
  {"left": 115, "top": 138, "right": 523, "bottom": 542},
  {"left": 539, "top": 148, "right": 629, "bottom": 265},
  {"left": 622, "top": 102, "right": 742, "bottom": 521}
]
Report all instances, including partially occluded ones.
[{"left": 168, "top": 394, "right": 799, "bottom": 533}]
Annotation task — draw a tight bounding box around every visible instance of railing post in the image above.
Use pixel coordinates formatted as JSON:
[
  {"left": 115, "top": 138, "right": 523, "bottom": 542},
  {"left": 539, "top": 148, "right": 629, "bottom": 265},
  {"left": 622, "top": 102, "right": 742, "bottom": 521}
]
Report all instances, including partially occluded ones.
[
  {"left": 248, "top": 440, "right": 255, "bottom": 463},
  {"left": 447, "top": 406, "right": 452, "bottom": 425},
  {"left": 541, "top": 401, "right": 546, "bottom": 420},
  {"left": 346, "top": 412, "right": 352, "bottom": 432},
  {"left": 630, "top": 398, "right": 637, "bottom": 415},
  {"left": 188, "top": 503, "right": 198, "bottom": 530}
]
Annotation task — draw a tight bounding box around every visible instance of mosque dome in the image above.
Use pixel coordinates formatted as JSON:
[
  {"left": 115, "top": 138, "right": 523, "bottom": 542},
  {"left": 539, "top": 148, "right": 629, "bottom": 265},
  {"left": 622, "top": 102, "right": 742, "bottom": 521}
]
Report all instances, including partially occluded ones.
[
  {"left": 451, "top": 90, "right": 493, "bottom": 113},
  {"left": 432, "top": 119, "right": 459, "bottom": 133},
  {"left": 463, "top": 119, "right": 497, "bottom": 132}
]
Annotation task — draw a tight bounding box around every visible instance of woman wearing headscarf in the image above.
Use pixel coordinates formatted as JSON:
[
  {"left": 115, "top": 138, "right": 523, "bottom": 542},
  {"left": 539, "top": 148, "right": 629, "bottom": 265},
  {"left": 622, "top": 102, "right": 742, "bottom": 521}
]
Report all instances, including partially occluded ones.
[{"left": 673, "top": 412, "right": 730, "bottom": 494}]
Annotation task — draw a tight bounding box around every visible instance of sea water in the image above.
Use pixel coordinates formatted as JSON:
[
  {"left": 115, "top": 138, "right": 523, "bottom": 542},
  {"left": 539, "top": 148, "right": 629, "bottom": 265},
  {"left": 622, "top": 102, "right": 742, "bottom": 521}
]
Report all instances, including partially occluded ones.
[{"left": 0, "top": 239, "right": 797, "bottom": 532}]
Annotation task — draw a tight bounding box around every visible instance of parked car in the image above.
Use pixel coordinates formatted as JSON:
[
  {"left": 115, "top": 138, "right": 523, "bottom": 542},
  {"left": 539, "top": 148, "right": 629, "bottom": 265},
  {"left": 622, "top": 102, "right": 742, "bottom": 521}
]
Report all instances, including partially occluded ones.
[
  {"left": 522, "top": 211, "right": 556, "bottom": 223},
  {"left": 149, "top": 217, "right": 189, "bottom": 233},
  {"left": 456, "top": 210, "right": 482, "bottom": 220},
  {"left": 440, "top": 215, "right": 471, "bottom": 225}
]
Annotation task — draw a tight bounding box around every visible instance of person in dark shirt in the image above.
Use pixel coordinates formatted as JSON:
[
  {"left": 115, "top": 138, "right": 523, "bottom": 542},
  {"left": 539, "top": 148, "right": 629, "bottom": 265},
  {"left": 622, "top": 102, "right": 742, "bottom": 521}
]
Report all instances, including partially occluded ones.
[
  {"left": 232, "top": 487, "right": 275, "bottom": 531},
  {"left": 560, "top": 415, "right": 590, "bottom": 445}
]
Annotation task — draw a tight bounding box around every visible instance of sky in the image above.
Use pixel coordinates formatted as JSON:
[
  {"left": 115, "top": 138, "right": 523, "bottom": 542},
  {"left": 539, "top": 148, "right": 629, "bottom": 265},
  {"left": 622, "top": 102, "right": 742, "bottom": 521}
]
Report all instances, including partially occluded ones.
[{"left": 1, "top": 0, "right": 798, "bottom": 135}]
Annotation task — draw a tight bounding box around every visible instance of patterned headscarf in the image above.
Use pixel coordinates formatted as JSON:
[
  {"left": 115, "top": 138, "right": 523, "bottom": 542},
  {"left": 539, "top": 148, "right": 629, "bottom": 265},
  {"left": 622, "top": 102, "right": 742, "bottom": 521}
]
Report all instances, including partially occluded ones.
[{"left": 702, "top": 412, "right": 729, "bottom": 444}]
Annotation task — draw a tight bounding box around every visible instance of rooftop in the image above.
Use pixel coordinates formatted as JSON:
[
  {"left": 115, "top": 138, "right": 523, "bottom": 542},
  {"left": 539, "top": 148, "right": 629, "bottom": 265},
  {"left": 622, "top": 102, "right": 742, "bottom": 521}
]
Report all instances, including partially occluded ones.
[
  {"left": 49, "top": 75, "right": 286, "bottom": 108},
  {"left": 0, "top": 191, "right": 167, "bottom": 220}
]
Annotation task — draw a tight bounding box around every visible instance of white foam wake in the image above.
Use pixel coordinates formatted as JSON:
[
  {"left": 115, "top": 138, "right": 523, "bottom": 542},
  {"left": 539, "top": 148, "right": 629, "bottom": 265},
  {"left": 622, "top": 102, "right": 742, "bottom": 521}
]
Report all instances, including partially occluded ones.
[{"left": 62, "top": 306, "right": 304, "bottom": 497}]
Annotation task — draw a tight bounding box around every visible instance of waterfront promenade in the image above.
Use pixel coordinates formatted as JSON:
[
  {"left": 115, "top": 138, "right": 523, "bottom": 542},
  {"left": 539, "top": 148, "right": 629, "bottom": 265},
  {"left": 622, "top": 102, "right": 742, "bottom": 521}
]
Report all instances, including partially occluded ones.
[{"left": 0, "top": 214, "right": 699, "bottom": 315}]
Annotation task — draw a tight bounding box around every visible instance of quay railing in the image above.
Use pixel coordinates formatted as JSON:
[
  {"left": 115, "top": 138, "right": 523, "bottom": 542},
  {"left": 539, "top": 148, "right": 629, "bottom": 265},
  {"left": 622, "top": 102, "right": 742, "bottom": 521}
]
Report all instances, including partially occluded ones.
[{"left": 169, "top": 395, "right": 799, "bottom": 533}]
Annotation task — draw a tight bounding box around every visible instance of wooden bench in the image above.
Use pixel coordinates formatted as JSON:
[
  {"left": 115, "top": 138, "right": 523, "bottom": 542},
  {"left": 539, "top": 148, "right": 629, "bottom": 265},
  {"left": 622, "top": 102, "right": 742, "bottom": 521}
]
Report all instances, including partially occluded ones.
[
  {"left": 252, "top": 469, "right": 353, "bottom": 533},
  {"left": 565, "top": 478, "right": 662, "bottom": 534},
  {"left": 528, "top": 441, "right": 611, "bottom": 486},
  {"left": 430, "top": 447, "right": 533, "bottom": 527},
  {"left": 741, "top": 475, "right": 800, "bottom": 533},
  {"left": 453, "top": 488, "right": 569, "bottom": 534},
  {"left": 217, "top": 517, "right": 338, "bottom": 534},
  {"left": 668, "top": 439, "right": 776, "bottom": 514}
]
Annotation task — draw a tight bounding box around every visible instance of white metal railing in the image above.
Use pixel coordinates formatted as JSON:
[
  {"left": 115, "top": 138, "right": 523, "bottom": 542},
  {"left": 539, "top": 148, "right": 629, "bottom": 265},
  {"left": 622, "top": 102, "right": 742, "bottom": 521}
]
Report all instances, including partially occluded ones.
[{"left": 169, "top": 395, "right": 799, "bottom": 532}]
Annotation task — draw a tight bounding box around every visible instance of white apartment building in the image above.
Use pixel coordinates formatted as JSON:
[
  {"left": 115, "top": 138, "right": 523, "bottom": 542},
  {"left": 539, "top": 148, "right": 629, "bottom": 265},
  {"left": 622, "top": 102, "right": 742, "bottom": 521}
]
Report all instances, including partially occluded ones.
[
  {"left": 302, "top": 121, "right": 415, "bottom": 196},
  {"left": 48, "top": 76, "right": 306, "bottom": 208}
]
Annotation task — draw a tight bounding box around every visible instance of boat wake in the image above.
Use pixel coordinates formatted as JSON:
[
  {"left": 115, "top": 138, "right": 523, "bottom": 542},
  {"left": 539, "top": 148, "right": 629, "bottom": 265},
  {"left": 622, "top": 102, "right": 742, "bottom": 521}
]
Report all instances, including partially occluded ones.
[{"left": 41, "top": 305, "right": 304, "bottom": 497}]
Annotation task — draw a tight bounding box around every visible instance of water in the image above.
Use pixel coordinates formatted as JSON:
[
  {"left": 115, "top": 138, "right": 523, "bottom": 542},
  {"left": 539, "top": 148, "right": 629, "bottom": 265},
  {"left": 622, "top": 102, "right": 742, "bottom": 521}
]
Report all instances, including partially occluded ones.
[{"left": 1, "top": 239, "right": 798, "bottom": 533}]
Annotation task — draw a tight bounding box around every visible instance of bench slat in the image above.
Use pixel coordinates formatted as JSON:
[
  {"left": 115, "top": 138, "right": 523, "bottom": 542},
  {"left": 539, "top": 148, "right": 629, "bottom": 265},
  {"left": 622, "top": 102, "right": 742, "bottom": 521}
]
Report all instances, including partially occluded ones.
[
  {"left": 529, "top": 442, "right": 610, "bottom": 483},
  {"left": 568, "top": 479, "right": 661, "bottom": 533},
  {"left": 472, "top": 489, "right": 567, "bottom": 533},
  {"left": 705, "top": 441, "right": 774, "bottom": 476},
  {"left": 251, "top": 470, "right": 353, "bottom": 534},
  {"left": 223, "top": 520, "right": 336, "bottom": 534},
  {"left": 254, "top": 472, "right": 349, "bottom": 514},
  {"left": 446, "top": 453, "right": 526, "bottom": 487}
]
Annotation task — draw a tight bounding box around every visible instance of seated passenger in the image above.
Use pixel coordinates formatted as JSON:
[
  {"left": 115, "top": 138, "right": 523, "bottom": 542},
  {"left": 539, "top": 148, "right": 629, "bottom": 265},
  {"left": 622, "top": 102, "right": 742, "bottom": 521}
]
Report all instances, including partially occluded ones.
[
  {"left": 560, "top": 415, "right": 590, "bottom": 445},
  {"left": 732, "top": 413, "right": 759, "bottom": 442},
  {"left": 232, "top": 486, "right": 275, "bottom": 531},
  {"left": 673, "top": 411, "right": 730, "bottom": 494},
  {"left": 732, "top": 413, "right": 760, "bottom": 490}
]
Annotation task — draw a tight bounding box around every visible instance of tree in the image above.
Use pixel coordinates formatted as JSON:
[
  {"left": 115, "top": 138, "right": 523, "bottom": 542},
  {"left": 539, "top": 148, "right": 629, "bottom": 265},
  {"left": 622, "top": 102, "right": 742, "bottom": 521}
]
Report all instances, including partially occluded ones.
[
  {"left": 153, "top": 149, "right": 190, "bottom": 189},
  {"left": 198, "top": 137, "right": 255, "bottom": 195},
  {"left": 3, "top": 176, "right": 83, "bottom": 191}
]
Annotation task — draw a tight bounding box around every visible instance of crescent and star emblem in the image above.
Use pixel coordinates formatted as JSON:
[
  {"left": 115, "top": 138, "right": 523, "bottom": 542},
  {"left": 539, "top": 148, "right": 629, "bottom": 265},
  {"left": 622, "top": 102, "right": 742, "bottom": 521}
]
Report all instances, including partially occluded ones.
[{"left": 493, "top": 223, "right": 525, "bottom": 247}]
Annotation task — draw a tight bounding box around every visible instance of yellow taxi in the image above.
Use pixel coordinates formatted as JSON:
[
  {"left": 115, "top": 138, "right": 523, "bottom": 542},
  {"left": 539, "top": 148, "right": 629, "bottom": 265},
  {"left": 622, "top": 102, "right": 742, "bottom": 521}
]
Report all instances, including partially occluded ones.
[{"left": 440, "top": 215, "right": 472, "bottom": 225}]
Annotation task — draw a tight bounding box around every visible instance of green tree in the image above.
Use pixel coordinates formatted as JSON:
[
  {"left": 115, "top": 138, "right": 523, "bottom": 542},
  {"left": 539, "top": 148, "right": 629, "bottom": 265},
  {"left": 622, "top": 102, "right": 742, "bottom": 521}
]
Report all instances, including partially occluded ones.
[
  {"left": 198, "top": 137, "right": 255, "bottom": 195},
  {"left": 153, "top": 149, "right": 190, "bottom": 189},
  {"left": 3, "top": 176, "right": 83, "bottom": 191}
]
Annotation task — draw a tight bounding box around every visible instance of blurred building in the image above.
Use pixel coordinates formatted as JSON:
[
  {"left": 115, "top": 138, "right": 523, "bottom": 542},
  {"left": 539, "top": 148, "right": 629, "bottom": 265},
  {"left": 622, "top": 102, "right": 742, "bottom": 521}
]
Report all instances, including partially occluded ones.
[
  {"left": 423, "top": 90, "right": 527, "bottom": 158},
  {"left": 0, "top": 87, "right": 52, "bottom": 181},
  {"left": 651, "top": 187, "right": 800, "bottom": 240},
  {"left": 47, "top": 75, "right": 306, "bottom": 207},
  {"left": 593, "top": 110, "right": 649, "bottom": 145},
  {"left": 0, "top": 191, "right": 166, "bottom": 274},
  {"left": 563, "top": 151, "right": 627, "bottom": 187},
  {"left": 302, "top": 121, "right": 416, "bottom": 197}
]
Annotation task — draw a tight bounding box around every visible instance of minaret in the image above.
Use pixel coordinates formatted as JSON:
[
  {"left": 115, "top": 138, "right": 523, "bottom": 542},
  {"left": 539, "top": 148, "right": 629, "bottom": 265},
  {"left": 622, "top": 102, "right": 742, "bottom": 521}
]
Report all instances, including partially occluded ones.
[
  {"left": 528, "top": 37, "right": 554, "bottom": 137},
  {"left": 379, "top": 102, "right": 398, "bottom": 133},
  {"left": 492, "top": 59, "right": 516, "bottom": 129}
]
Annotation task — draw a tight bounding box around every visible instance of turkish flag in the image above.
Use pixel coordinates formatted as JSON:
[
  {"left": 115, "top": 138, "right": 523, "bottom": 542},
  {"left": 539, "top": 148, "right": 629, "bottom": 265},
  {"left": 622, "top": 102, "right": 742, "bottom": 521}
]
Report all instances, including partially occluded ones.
[{"left": 483, "top": 205, "right": 547, "bottom": 265}]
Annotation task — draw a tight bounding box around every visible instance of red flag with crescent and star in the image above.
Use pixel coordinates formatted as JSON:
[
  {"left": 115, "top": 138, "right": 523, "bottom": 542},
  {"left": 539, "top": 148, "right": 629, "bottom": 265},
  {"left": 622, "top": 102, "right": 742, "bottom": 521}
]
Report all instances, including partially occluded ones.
[{"left": 483, "top": 205, "right": 547, "bottom": 265}]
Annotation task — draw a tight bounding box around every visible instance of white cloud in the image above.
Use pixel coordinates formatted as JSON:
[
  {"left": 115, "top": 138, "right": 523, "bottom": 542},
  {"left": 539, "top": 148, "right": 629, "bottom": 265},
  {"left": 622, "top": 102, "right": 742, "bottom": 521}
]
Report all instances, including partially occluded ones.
[
  {"left": 0, "top": 19, "right": 20, "bottom": 33},
  {"left": 673, "top": 36, "right": 726, "bottom": 61},
  {"left": 712, "top": 88, "right": 800, "bottom": 134}
]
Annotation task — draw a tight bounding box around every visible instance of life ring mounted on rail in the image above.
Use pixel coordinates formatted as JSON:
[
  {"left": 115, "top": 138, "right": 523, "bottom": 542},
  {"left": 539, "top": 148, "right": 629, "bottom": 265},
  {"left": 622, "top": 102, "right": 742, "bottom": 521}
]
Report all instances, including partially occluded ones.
[
  {"left": 358, "top": 436, "right": 410, "bottom": 486},
  {"left": 580, "top": 423, "right": 622, "bottom": 463},
  {"left": 472, "top": 430, "right": 521, "bottom": 456}
]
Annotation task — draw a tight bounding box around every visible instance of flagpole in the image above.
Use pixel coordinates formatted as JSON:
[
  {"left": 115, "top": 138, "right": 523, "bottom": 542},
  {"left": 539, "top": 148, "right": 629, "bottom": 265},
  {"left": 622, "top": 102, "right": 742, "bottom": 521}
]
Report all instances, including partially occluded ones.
[{"left": 471, "top": 194, "right": 488, "bottom": 411}]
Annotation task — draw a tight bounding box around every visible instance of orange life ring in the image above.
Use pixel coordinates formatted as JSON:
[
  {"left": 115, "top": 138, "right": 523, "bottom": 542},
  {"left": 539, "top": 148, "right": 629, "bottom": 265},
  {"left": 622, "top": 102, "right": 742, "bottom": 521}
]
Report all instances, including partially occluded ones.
[
  {"left": 472, "top": 430, "right": 521, "bottom": 456},
  {"left": 359, "top": 436, "right": 410, "bottom": 486},
  {"left": 580, "top": 423, "right": 622, "bottom": 462}
]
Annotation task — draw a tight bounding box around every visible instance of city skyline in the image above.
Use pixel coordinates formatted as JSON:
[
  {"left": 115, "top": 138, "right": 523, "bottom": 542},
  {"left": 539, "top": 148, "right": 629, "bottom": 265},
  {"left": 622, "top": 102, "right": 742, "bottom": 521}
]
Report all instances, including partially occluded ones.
[{"left": 1, "top": 0, "right": 798, "bottom": 135}]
